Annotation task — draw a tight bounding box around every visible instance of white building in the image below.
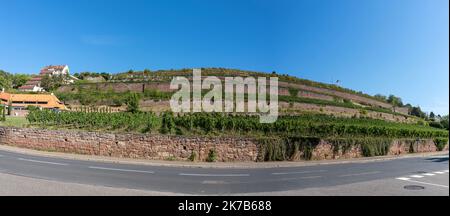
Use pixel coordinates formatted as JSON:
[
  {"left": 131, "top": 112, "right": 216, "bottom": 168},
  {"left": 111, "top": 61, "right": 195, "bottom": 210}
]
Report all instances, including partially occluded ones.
[{"left": 19, "top": 65, "right": 78, "bottom": 92}]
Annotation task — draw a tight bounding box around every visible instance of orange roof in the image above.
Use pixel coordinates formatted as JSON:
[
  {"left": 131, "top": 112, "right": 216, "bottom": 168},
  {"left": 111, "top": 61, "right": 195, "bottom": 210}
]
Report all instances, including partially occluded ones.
[
  {"left": 0, "top": 92, "right": 66, "bottom": 110},
  {"left": 0, "top": 92, "right": 10, "bottom": 101}
]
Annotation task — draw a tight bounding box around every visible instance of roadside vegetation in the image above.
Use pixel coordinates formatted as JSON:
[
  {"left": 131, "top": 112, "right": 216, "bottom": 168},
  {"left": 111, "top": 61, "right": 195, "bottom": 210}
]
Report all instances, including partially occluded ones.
[
  {"left": 25, "top": 110, "right": 449, "bottom": 161},
  {"left": 0, "top": 116, "right": 29, "bottom": 127}
]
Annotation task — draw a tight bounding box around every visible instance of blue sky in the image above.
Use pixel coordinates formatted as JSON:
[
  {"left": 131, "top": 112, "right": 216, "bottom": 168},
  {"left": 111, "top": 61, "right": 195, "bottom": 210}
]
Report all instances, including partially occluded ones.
[{"left": 1, "top": 0, "right": 448, "bottom": 114}]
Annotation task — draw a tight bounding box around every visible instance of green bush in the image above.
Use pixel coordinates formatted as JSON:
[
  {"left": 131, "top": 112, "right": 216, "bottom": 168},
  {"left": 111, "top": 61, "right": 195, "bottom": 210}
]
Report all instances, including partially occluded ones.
[
  {"left": 188, "top": 151, "right": 197, "bottom": 162},
  {"left": 288, "top": 88, "right": 299, "bottom": 97},
  {"left": 258, "top": 137, "right": 321, "bottom": 161},
  {"left": 360, "top": 139, "right": 391, "bottom": 157},
  {"left": 27, "top": 111, "right": 449, "bottom": 139},
  {"left": 206, "top": 149, "right": 218, "bottom": 162},
  {"left": 434, "top": 138, "right": 448, "bottom": 151}
]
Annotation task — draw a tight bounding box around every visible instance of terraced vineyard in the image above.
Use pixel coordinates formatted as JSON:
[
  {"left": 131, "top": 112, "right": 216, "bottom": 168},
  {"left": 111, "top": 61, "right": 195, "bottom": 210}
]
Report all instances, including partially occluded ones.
[
  {"left": 27, "top": 110, "right": 447, "bottom": 139},
  {"left": 26, "top": 110, "right": 449, "bottom": 161},
  {"left": 57, "top": 68, "right": 420, "bottom": 124}
]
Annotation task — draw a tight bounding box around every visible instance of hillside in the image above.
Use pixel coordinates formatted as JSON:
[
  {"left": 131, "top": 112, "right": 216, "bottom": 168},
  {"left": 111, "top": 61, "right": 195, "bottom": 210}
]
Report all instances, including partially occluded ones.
[
  {"left": 2, "top": 67, "right": 448, "bottom": 162},
  {"left": 57, "top": 68, "right": 418, "bottom": 123}
]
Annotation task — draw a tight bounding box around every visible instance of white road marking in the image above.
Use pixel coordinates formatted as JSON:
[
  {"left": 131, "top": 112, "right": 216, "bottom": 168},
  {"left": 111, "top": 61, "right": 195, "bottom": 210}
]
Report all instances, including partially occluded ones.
[
  {"left": 202, "top": 180, "right": 228, "bottom": 184},
  {"left": 397, "top": 179, "right": 449, "bottom": 189},
  {"left": 179, "top": 173, "right": 250, "bottom": 177},
  {"left": 442, "top": 170, "right": 449, "bottom": 173},
  {"left": 396, "top": 177, "right": 411, "bottom": 181},
  {"left": 410, "top": 175, "right": 424, "bottom": 178},
  {"left": 88, "top": 166, "right": 154, "bottom": 174},
  {"left": 271, "top": 170, "right": 326, "bottom": 175},
  {"left": 339, "top": 171, "right": 381, "bottom": 177},
  {"left": 17, "top": 158, "right": 68, "bottom": 166},
  {"left": 423, "top": 173, "right": 435, "bottom": 176},
  {"left": 281, "top": 176, "right": 323, "bottom": 181},
  {"left": 434, "top": 171, "right": 445, "bottom": 174}
]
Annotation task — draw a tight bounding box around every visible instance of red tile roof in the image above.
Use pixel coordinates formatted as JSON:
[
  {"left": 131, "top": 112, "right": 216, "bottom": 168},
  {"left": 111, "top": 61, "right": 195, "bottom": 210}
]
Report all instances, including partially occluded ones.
[{"left": 40, "top": 65, "right": 67, "bottom": 75}]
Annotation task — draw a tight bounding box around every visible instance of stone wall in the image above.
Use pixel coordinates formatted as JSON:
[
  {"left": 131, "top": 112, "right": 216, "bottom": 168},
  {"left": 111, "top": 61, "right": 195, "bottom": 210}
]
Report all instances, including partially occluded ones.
[
  {"left": 297, "top": 90, "right": 335, "bottom": 101},
  {"left": 278, "top": 81, "right": 393, "bottom": 109},
  {"left": 0, "top": 127, "right": 258, "bottom": 162},
  {"left": 0, "top": 127, "right": 446, "bottom": 162},
  {"left": 280, "top": 102, "right": 416, "bottom": 123}
]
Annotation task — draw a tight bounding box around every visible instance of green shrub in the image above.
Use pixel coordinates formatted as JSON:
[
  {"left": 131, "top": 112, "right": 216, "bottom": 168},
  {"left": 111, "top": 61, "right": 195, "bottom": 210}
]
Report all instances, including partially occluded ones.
[
  {"left": 258, "top": 137, "right": 321, "bottom": 161},
  {"left": 0, "top": 105, "right": 5, "bottom": 121},
  {"left": 206, "top": 149, "right": 218, "bottom": 162},
  {"left": 165, "top": 156, "right": 176, "bottom": 161},
  {"left": 188, "top": 151, "right": 197, "bottom": 162},
  {"left": 360, "top": 138, "right": 392, "bottom": 157},
  {"left": 125, "top": 93, "right": 141, "bottom": 113},
  {"left": 434, "top": 138, "right": 448, "bottom": 151},
  {"left": 359, "top": 109, "right": 368, "bottom": 115},
  {"left": 288, "top": 88, "right": 299, "bottom": 97}
]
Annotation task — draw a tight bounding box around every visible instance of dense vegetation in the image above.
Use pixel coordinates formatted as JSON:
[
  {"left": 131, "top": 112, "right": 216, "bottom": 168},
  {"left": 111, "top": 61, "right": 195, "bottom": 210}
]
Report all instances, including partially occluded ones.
[
  {"left": 0, "top": 70, "right": 31, "bottom": 90},
  {"left": 27, "top": 110, "right": 448, "bottom": 139},
  {"left": 56, "top": 89, "right": 172, "bottom": 106},
  {"left": 25, "top": 110, "right": 448, "bottom": 161}
]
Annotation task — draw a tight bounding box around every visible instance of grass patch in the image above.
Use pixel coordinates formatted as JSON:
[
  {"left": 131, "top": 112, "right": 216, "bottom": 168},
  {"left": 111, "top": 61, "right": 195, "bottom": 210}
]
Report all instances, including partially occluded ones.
[{"left": 0, "top": 116, "right": 29, "bottom": 127}]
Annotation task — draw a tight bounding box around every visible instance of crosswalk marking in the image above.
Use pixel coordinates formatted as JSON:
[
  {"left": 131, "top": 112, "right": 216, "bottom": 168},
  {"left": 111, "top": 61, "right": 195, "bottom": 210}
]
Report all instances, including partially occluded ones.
[{"left": 395, "top": 169, "right": 448, "bottom": 189}]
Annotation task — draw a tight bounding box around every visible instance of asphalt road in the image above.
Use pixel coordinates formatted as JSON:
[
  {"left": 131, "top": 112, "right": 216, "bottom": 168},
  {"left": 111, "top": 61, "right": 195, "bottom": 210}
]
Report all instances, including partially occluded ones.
[{"left": 0, "top": 149, "right": 448, "bottom": 195}]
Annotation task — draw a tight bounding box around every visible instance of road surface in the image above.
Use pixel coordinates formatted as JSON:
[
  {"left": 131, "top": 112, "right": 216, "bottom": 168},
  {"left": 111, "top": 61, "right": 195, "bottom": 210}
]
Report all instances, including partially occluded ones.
[{"left": 0, "top": 149, "right": 448, "bottom": 195}]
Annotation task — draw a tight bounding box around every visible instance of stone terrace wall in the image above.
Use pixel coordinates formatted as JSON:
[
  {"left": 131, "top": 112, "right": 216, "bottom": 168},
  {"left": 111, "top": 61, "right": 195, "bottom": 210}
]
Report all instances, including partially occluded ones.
[
  {"left": 0, "top": 127, "right": 258, "bottom": 162},
  {"left": 0, "top": 127, "right": 446, "bottom": 162},
  {"left": 280, "top": 102, "right": 416, "bottom": 123},
  {"left": 278, "top": 81, "right": 393, "bottom": 109}
]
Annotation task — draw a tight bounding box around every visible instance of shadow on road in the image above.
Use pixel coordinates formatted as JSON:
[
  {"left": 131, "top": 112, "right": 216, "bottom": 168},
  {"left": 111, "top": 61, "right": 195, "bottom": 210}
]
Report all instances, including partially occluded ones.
[{"left": 425, "top": 156, "right": 449, "bottom": 163}]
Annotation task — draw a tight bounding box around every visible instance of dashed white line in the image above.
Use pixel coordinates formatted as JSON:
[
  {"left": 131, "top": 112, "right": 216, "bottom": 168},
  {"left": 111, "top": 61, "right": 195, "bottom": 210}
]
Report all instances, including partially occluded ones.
[
  {"left": 443, "top": 170, "right": 449, "bottom": 173},
  {"left": 434, "top": 171, "right": 445, "bottom": 174},
  {"left": 88, "top": 166, "right": 154, "bottom": 174},
  {"left": 396, "top": 177, "right": 411, "bottom": 181},
  {"left": 410, "top": 175, "right": 424, "bottom": 178},
  {"left": 339, "top": 171, "right": 381, "bottom": 177},
  {"left": 17, "top": 158, "right": 68, "bottom": 166},
  {"left": 423, "top": 173, "right": 435, "bottom": 176},
  {"left": 280, "top": 176, "right": 323, "bottom": 181},
  {"left": 271, "top": 170, "right": 326, "bottom": 175},
  {"left": 179, "top": 173, "right": 250, "bottom": 177}
]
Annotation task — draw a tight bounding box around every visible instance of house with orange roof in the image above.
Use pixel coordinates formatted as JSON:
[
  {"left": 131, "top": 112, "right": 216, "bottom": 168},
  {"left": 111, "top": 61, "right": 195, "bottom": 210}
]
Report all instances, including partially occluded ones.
[{"left": 0, "top": 90, "right": 66, "bottom": 116}]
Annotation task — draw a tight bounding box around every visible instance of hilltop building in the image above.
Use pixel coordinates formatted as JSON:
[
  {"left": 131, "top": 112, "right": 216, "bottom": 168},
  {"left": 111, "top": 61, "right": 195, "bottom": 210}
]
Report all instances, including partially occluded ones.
[
  {"left": 18, "top": 65, "right": 78, "bottom": 92},
  {"left": 0, "top": 90, "right": 66, "bottom": 116}
]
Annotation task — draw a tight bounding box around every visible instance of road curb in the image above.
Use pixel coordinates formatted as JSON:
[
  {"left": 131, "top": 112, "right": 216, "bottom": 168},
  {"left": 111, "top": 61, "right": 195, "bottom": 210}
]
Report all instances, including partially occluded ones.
[{"left": 0, "top": 144, "right": 448, "bottom": 169}]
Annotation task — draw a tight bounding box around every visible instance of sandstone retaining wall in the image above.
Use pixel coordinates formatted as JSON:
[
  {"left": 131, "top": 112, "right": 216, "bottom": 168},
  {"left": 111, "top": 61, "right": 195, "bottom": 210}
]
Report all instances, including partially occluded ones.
[{"left": 0, "top": 127, "right": 446, "bottom": 162}]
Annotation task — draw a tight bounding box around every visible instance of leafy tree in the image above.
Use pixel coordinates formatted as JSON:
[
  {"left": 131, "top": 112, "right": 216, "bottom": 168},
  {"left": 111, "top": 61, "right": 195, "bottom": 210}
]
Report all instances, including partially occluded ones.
[
  {"left": 430, "top": 112, "right": 436, "bottom": 119},
  {"left": 12, "top": 74, "right": 31, "bottom": 88},
  {"left": 409, "top": 106, "right": 426, "bottom": 118},
  {"left": 100, "top": 72, "right": 111, "bottom": 81},
  {"left": 374, "top": 94, "right": 387, "bottom": 101},
  {"left": 429, "top": 112, "right": 436, "bottom": 120},
  {"left": 0, "top": 70, "right": 12, "bottom": 90},
  {"left": 387, "top": 95, "right": 403, "bottom": 112},
  {"left": 387, "top": 95, "right": 403, "bottom": 106},
  {"left": 41, "top": 74, "right": 67, "bottom": 91},
  {"left": 441, "top": 115, "right": 449, "bottom": 130}
]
